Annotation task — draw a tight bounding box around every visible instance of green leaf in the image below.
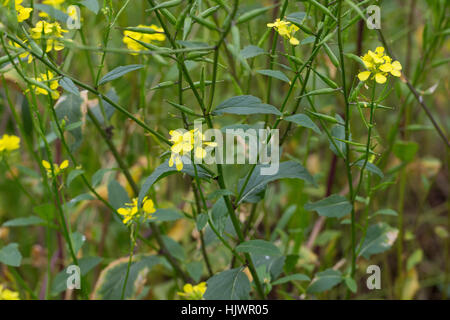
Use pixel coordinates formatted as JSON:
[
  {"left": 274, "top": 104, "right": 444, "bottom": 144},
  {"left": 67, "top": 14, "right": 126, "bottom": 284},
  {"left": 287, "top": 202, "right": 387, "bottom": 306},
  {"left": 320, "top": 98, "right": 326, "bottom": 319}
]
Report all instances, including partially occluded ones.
[
  {"left": 240, "top": 45, "right": 265, "bottom": 59},
  {"left": 107, "top": 180, "right": 130, "bottom": 210},
  {"left": 371, "top": 208, "right": 398, "bottom": 218},
  {"left": 51, "top": 256, "right": 103, "bottom": 296},
  {"left": 354, "top": 160, "right": 384, "bottom": 178},
  {"left": 67, "top": 169, "right": 85, "bottom": 187},
  {"left": 204, "top": 267, "right": 251, "bottom": 300},
  {"left": 91, "top": 168, "right": 115, "bottom": 187},
  {"left": 152, "top": 208, "right": 183, "bottom": 222},
  {"left": 90, "top": 88, "right": 117, "bottom": 124},
  {"left": 358, "top": 223, "right": 398, "bottom": 259},
  {"left": 272, "top": 273, "right": 310, "bottom": 285},
  {"left": 238, "top": 161, "right": 315, "bottom": 204},
  {"left": 0, "top": 243, "right": 22, "bottom": 267},
  {"left": 329, "top": 123, "right": 347, "bottom": 157},
  {"left": 256, "top": 69, "right": 290, "bottom": 83},
  {"left": 3, "top": 216, "right": 46, "bottom": 227},
  {"left": 196, "top": 213, "right": 208, "bottom": 230},
  {"left": 285, "top": 12, "right": 307, "bottom": 25},
  {"left": 393, "top": 141, "right": 419, "bottom": 163},
  {"left": 99, "top": 64, "right": 144, "bottom": 85},
  {"left": 307, "top": 269, "right": 342, "bottom": 293},
  {"left": 93, "top": 255, "right": 160, "bottom": 300},
  {"left": 161, "top": 236, "right": 185, "bottom": 261},
  {"left": 71, "top": 232, "right": 86, "bottom": 255},
  {"left": 55, "top": 93, "right": 83, "bottom": 151},
  {"left": 407, "top": 249, "right": 423, "bottom": 271},
  {"left": 237, "top": 5, "right": 276, "bottom": 24},
  {"left": 79, "top": 0, "right": 100, "bottom": 14},
  {"left": 206, "top": 189, "right": 234, "bottom": 200},
  {"left": 284, "top": 114, "right": 321, "bottom": 134},
  {"left": 236, "top": 240, "right": 281, "bottom": 257},
  {"left": 186, "top": 261, "right": 203, "bottom": 283},
  {"left": 210, "top": 198, "right": 228, "bottom": 235},
  {"left": 301, "top": 36, "right": 316, "bottom": 45},
  {"left": 345, "top": 277, "right": 357, "bottom": 293},
  {"left": 253, "top": 254, "right": 285, "bottom": 281},
  {"left": 138, "top": 156, "right": 212, "bottom": 207},
  {"left": 212, "top": 95, "right": 281, "bottom": 116},
  {"left": 60, "top": 77, "right": 80, "bottom": 96},
  {"left": 304, "top": 194, "right": 352, "bottom": 218}
]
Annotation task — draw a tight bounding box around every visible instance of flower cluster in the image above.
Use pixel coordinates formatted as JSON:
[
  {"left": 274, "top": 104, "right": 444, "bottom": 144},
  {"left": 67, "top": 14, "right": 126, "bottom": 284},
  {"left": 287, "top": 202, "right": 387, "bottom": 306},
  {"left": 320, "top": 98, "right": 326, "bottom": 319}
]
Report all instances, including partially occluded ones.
[
  {"left": 0, "top": 284, "right": 19, "bottom": 300},
  {"left": 358, "top": 47, "right": 402, "bottom": 84},
  {"left": 3, "top": 0, "right": 33, "bottom": 22},
  {"left": 123, "top": 25, "right": 165, "bottom": 54},
  {"left": 30, "top": 20, "right": 68, "bottom": 53},
  {"left": 177, "top": 282, "right": 207, "bottom": 300},
  {"left": 117, "top": 197, "right": 156, "bottom": 225},
  {"left": 42, "top": 159, "right": 69, "bottom": 178},
  {"left": 0, "top": 134, "right": 20, "bottom": 153},
  {"left": 267, "top": 18, "right": 300, "bottom": 46},
  {"left": 32, "top": 71, "right": 60, "bottom": 99},
  {"left": 169, "top": 128, "right": 217, "bottom": 171}
]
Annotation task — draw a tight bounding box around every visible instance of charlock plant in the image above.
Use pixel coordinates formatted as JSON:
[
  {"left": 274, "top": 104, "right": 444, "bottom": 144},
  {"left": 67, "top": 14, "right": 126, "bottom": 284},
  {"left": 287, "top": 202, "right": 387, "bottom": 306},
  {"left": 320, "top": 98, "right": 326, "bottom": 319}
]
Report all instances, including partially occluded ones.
[{"left": 0, "top": 0, "right": 448, "bottom": 301}]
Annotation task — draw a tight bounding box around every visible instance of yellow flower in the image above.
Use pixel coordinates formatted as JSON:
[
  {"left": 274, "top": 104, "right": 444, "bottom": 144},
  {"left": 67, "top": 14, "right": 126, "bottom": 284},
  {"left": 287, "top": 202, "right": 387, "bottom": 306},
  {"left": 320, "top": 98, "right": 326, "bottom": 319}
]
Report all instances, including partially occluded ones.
[
  {"left": 177, "top": 282, "right": 207, "bottom": 300},
  {"left": 358, "top": 47, "right": 402, "bottom": 84},
  {"left": 42, "top": 159, "right": 69, "bottom": 177},
  {"left": 0, "top": 134, "right": 20, "bottom": 152},
  {"left": 32, "top": 71, "right": 60, "bottom": 99},
  {"left": 168, "top": 128, "right": 217, "bottom": 172},
  {"left": 123, "top": 24, "right": 165, "bottom": 54},
  {"left": 0, "top": 284, "right": 20, "bottom": 300},
  {"left": 267, "top": 18, "right": 300, "bottom": 46},
  {"left": 117, "top": 197, "right": 156, "bottom": 225},
  {"left": 30, "top": 20, "right": 68, "bottom": 53}
]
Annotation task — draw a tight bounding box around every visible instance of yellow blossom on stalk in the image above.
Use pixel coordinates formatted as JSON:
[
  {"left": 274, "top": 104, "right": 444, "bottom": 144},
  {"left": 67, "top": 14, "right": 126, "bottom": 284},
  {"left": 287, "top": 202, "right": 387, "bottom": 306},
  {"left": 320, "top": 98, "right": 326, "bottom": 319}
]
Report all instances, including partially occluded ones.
[
  {"left": 32, "top": 71, "right": 60, "bottom": 99},
  {"left": 30, "top": 20, "right": 68, "bottom": 53},
  {"left": 42, "top": 159, "right": 69, "bottom": 177},
  {"left": 0, "top": 134, "right": 20, "bottom": 152},
  {"left": 123, "top": 24, "right": 165, "bottom": 54},
  {"left": 0, "top": 284, "right": 20, "bottom": 300},
  {"left": 168, "top": 128, "right": 217, "bottom": 171},
  {"left": 267, "top": 18, "right": 300, "bottom": 46},
  {"left": 117, "top": 197, "right": 156, "bottom": 225},
  {"left": 178, "top": 282, "right": 207, "bottom": 300},
  {"left": 358, "top": 47, "right": 402, "bottom": 84}
]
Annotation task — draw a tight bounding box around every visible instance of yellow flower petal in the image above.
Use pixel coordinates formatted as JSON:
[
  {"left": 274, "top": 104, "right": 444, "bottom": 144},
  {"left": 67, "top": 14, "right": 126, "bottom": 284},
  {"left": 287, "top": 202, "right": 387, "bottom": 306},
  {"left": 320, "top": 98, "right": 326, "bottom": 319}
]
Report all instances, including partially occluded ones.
[
  {"left": 42, "top": 160, "right": 51, "bottom": 169},
  {"left": 391, "top": 60, "right": 402, "bottom": 70},
  {"left": 358, "top": 71, "right": 371, "bottom": 81},
  {"left": 59, "top": 160, "right": 69, "bottom": 170},
  {"left": 143, "top": 199, "right": 156, "bottom": 214},
  {"left": 375, "top": 73, "right": 387, "bottom": 84},
  {"left": 175, "top": 157, "right": 183, "bottom": 171},
  {"left": 379, "top": 63, "right": 393, "bottom": 72},
  {"left": 390, "top": 69, "right": 401, "bottom": 77},
  {"left": 289, "top": 37, "right": 299, "bottom": 46}
]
